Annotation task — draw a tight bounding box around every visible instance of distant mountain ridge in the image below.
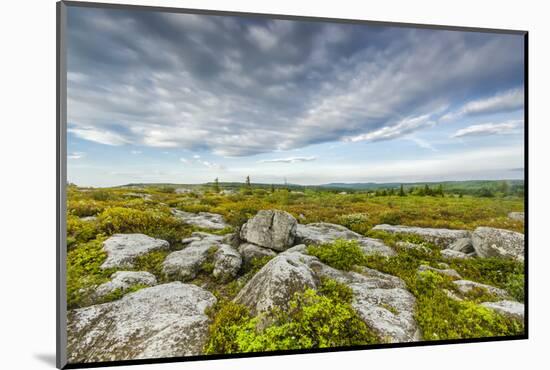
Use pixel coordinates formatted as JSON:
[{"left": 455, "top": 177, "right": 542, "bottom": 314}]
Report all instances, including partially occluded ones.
[{"left": 321, "top": 179, "right": 524, "bottom": 190}]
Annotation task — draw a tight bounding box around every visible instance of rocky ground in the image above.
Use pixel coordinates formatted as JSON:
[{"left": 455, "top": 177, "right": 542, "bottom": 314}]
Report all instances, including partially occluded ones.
[{"left": 67, "top": 205, "right": 525, "bottom": 363}]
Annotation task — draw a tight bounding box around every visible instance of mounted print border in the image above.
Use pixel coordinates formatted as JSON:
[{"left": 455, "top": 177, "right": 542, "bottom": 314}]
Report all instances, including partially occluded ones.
[{"left": 57, "top": 1, "right": 528, "bottom": 368}]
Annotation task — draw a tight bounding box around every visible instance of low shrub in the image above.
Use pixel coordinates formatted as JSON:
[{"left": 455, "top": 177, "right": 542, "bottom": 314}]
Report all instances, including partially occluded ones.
[
  {"left": 415, "top": 271, "right": 523, "bottom": 340},
  {"left": 132, "top": 250, "right": 171, "bottom": 281},
  {"left": 97, "top": 207, "right": 188, "bottom": 244},
  {"left": 504, "top": 273, "right": 525, "bottom": 303},
  {"left": 67, "top": 215, "right": 99, "bottom": 246},
  {"left": 339, "top": 213, "right": 370, "bottom": 234},
  {"left": 68, "top": 199, "right": 105, "bottom": 217},
  {"left": 66, "top": 237, "right": 112, "bottom": 308},
  {"left": 361, "top": 251, "right": 525, "bottom": 340},
  {"left": 204, "top": 279, "right": 377, "bottom": 354},
  {"left": 306, "top": 239, "right": 365, "bottom": 271}
]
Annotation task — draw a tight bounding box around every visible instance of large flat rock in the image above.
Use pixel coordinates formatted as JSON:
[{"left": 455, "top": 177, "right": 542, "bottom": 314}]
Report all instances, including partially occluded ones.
[
  {"left": 162, "top": 233, "right": 226, "bottom": 281},
  {"left": 101, "top": 234, "right": 170, "bottom": 270},
  {"left": 67, "top": 282, "right": 216, "bottom": 363},
  {"left": 372, "top": 224, "right": 470, "bottom": 247},
  {"left": 296, "top": 222, "right": 395, "bottom": 257},
  {"left": 481, "top": 300, "right": 524, "bottom": 321},
  {"left": 95, "top": 271, "right": 157, "bottom": 299},
  {"left": 172, "top": 209, "right": 229, "bottom": 230},
  {"left": 472, "top": 227, "right": 524, "bottom": 261},
  {"left": 452, "top": 280, "right": 509, "bottom": 298}
]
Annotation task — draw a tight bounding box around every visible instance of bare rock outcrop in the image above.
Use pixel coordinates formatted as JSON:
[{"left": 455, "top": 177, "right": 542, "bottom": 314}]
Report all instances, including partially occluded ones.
[
  {"left": 101, "top": 234, "right": 169, "bottom": 270},
  {"left": 67, "top": 282, "right": 216, "bottom": 363},
  {"left": 372, "top": 224, "right": 470, "bottom": 247},
  {"left": 296, "top": 222, "right": 395, "bottom": 257},
  {"left": 472, "top": 227, "right": 524, "bottom": 261},
  {"left": 240, "top": 210, "right": 297, "bottom": 251}
]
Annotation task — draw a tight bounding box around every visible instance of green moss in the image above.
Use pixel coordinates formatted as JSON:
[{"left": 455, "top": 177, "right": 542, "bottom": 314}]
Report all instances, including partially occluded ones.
[
  {"left": 415, "top": 271, "right": 523, "bottom": 340},
  {"left": 132, "top": 250, "right": 171, "bottom": 281},
  {"left": 67, "top": 215, "right": 99, "bottom": 246},
  {"left": 306, "top": 239, "right": 365, "bottom": 271},
  {"left": 204, "top": 279, "right": 377, "bottom": 354},
  {"left": 66, "top": 236, "right": 113, "bottom": 308},
  {"left": 97, "top": 207, "right": 190, "bottom": 244},
  {"left": 361, "top": 250, "right": 524, "bottom": 340},
  {"left": 241, "top": 255, "right": 275, "bottom": 276},
  {"left": 446, "top": 257, "right": 524, "bottom": 293},
  {"left": 504, "top": 273, "right": 525, "bottom": 303},
  {"left": 97, "top": 283, "right": 150, "bottom": 304}
]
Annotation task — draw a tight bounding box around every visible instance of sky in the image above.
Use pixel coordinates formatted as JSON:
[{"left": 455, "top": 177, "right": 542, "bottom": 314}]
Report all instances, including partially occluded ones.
[{"left": 66, "top": 6, "right": 525, "bottom": 187}]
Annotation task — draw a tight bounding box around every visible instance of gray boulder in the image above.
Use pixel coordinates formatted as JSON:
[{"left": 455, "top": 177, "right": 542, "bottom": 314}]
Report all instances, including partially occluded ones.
[
  {"left": 307, "top": 260, "right": 418, "bottom": 343},
  {"left": 453, "top": 280, "right": 508, "bottom": 298},
  {"left": 448, "top": 238, "right": 474, "bottom": 254},
  {"left": 213, "top": 245, "right": 242, "bottom": 282},
  {"left": 172, "top": 209, "right": 229, "bottom": 230},
  {"left": 371, "top": 224, "right": 470, "bottom": 247},
  {"left": 296, "top": 222, "right": 361, "bottom": 244},
  {"left": 441, "top": 249, "right": 472, "bottom": 259},
  {"left": 472, "top": 227, "right": 524, "bottom": 261},
  {"left": 101, "top": 234, "right": 170, "bottom": 270},
  {"left": 95, "top": 271, "right": 157, "bottom": 298},
  {"left": 67, "top": 282, "right": 216, "bottom": 363},
  {"left": 296, "top": 222, "right": 395, "bottom": 257},
  {"left": 240, "top": 210, "right": 297, "bottom": 251},
  {"left": 418, "top": 265, "right": 461, "bottom": 279},
  {"left": 508, "top": 212, "right": 524, "bottom": 221},
  {"left": 234, "top": 252, "right": 318, "bottom": 314},
  {"left": 285, "top": 244, "right": 308, "bottom": 254},
  {"left": 162, "top": 233, "right": 224, "bottom": 281},
  {"left": 481, "top": 300, "right": 524, "bottom": 321},
  {"left": 236, "top": 249, "right": 418, "bottom": 343},
  {"left": 238, "top": 243, "right": 277, "bottom": 265}
]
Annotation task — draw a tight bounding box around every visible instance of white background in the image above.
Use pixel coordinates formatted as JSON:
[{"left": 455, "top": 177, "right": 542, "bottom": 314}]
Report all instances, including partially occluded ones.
[{"left": 0, "top": 0, "right": 547, "bottom": 368}]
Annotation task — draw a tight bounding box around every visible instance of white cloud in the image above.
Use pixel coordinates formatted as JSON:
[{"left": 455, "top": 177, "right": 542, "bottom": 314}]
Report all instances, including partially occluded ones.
[
  {"left": 131, "top": 150, "right": 142, "bottom": 155},
  {"left": 451, "top": 120, "right": 523, "bottom": 138},
  {"left": 67, "top": 11, "right": 524, "bottom": 156},
  {"left": 69, "top": 127, "right": 129, "bottom": 146},
  {"left": 68, "top": 152, "right": 85, "bottom": 159},
  {"left": 198, "top": 160, "right": 225, "bottom": 170},
  {"left": 408, "top": 137, "right": 437, "bottom": 152},
  {"left": 346, "top": 114, "right": 435, "bottom": 142},
  {"left": 179, "top": 157, "right": 189, "bottom": 164},
  {"left": 258, "top": 156, "right": 317, "bottom": 163},
  {"left": 442, "top": 88, "right": 524, "bottom": 121}
]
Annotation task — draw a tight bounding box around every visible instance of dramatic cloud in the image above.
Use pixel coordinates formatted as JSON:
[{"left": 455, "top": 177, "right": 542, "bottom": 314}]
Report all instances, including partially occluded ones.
[
  {"left": 451, "top": 120, "right": 523, "bottom": 138},
  {"left": 67, "top": 7, "right": 524, "bottom": 157},
  {"left": 442, "top": 88, "right": 524, "bottom": 121},
  {"left": 68, "top": 127, "right": 129, "bottom": 146},
  {"left": 258, "top": 156, "right": 317, "bottom": 163}
]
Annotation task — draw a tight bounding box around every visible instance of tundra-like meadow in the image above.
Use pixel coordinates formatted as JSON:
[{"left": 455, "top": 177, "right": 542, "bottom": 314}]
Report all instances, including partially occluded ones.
[{"left": 66, "top": 182, "right": 525, "bottom": 363}]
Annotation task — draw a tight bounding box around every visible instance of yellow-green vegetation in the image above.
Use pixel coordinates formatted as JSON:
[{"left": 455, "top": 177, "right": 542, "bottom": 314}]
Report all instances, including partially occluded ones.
[
  {"left": 306, "top": 239, "right": 365, "bottom": 271},
  {"left": 171, "top": 188, "right": 523, "bottom": 233},
  {"left": 66, "top": 236, "right": 113, "bottom": 308},
  {"left": 356, "top": 232, "right": 524, "bottom": 339},
  {"left": 66, "top": 184, "right": 524, "bottom": 343},
  {"left": 204, "top": 279, "right": 378, "bottom": 354},
  {"left": 413, "top": 271, "right": 523, "bottom": 340}
]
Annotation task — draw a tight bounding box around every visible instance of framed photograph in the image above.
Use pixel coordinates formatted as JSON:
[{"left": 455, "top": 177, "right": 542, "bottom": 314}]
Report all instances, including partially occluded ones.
[{"left": 57, "top": 1, "right": 527, "bottom": 368}]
